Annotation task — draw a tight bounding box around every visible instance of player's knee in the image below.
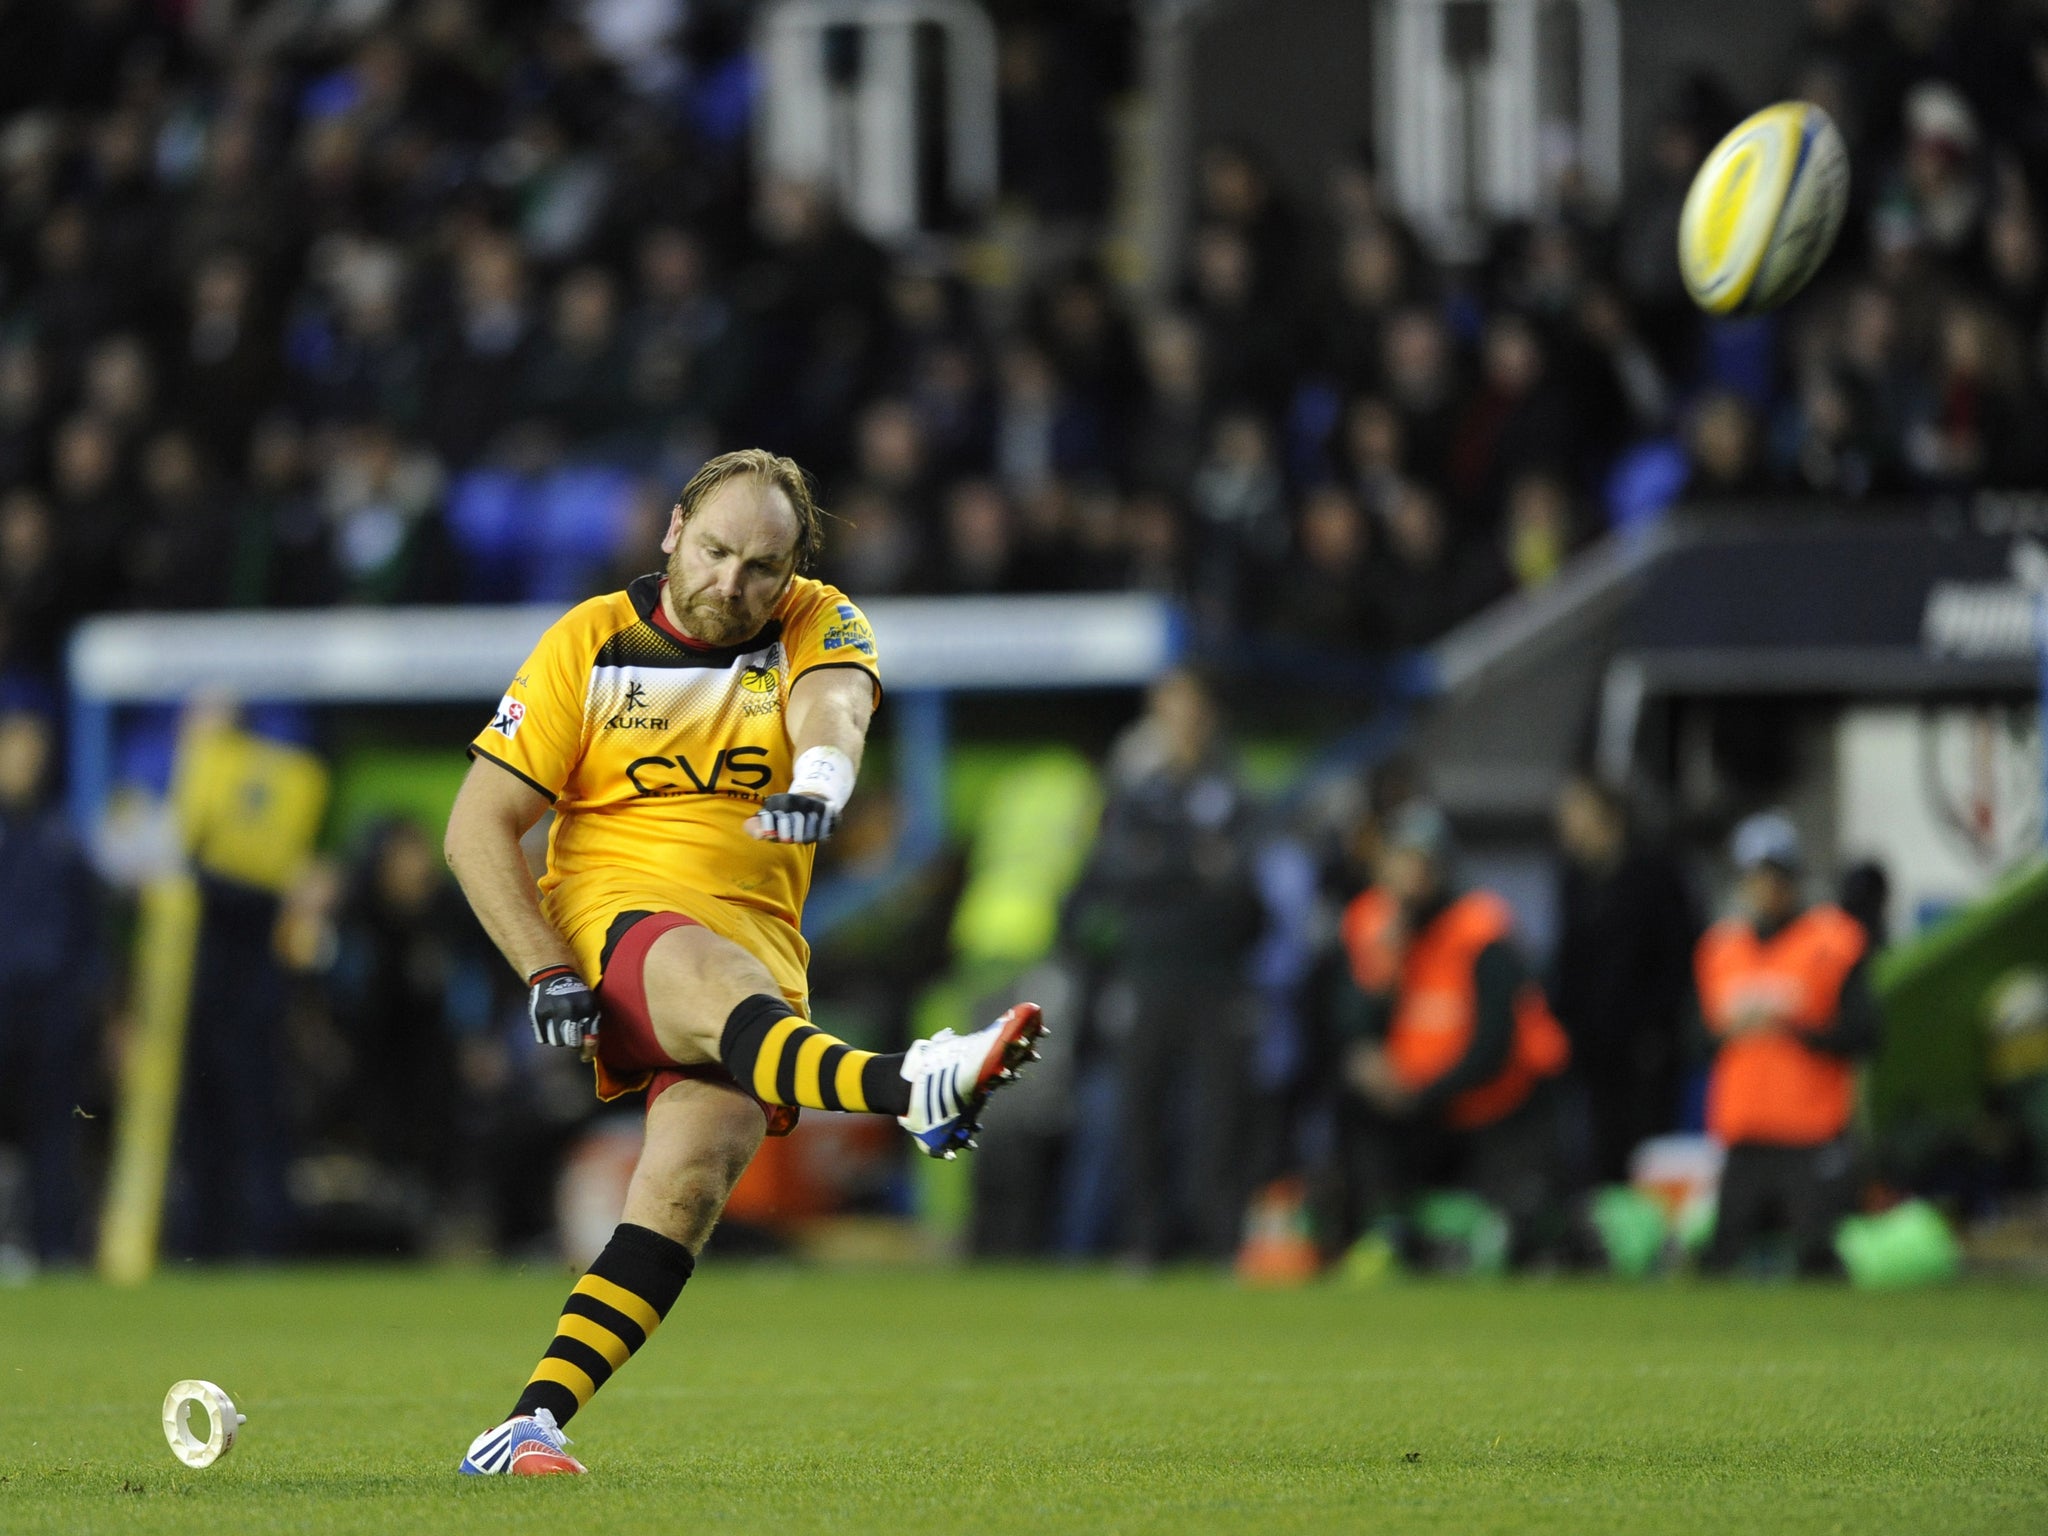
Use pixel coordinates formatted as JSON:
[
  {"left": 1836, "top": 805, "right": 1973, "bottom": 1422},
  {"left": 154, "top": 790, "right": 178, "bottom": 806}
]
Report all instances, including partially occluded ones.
[{"left": 644, "top": 928, "right": 779, "bottom": 1048}]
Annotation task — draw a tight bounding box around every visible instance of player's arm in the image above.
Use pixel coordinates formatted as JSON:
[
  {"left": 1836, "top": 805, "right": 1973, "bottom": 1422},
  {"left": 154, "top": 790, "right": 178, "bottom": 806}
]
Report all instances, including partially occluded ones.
[
  {"left": 444, "top": 757, "right": 600, "bottom": 1053},
  {"left": 747, "top": 666, "right": 876, "bottom": 843}
]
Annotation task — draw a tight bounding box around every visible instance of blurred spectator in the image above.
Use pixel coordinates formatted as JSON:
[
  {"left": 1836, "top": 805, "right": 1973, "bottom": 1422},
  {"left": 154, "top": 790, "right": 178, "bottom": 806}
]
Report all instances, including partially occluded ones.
[
  {"left": 428, "top": 230, "right": 533, "bottom": 466},
  {"left": 1322, "top": 221, "right": 1411, "bottom": 395},
  {"left": 628, "top": 225, "right": 743, "bottom": 446},
  {"left": 1567, "top": 284, "right": 1672, "bottom": 460},
  {"left": 1836, "top": 858, "right": 1892, "bottom": 949},
  {"left": 1616, "top": 83, "right": 1732, "bottom": 373},
  {"left": 1378, "top": 481, "right": 1497, "bottom": 645},
  {"left": 1903, "top": 300, "right": 2041, "bottom": 488},
  {"left": 828, "top": 484, "right": 922, "bottom": 598},
  {"left": 0, "top": 490, "right": 72, "bottom": 676},
  {"left": 1330, "top": 802, "right": 1572, "bottom": 1265},
  {"left": 1189, "top": 409, "right": 1286, "bottom": 630},
  {"left": 1695, "top": 812, "right": 1880, "bottom": 1277},
  {"left": 1198, "top": 143, "right": 1299, "bottom": 297},
  {"left": 1065, "top": 670, "right": 1260, "bottom": 1264},
  {"left": 48, "top": 412, "right": 130, "bottom": 590},
  {"left": 1876, "top": 81, "right": 1985, "bottom": 263},
  {"left": 0, "top": 695, "right": 102, "bottom": 1267},
  {"left": 1122, "top": 491, "right": 1188, "bottom": 597},
  {"left": 993, "top": 341, "right": 1101, "bottom": 498},
  {"left": 1380, "top": 307, "right": 1460, "bottom": 492},
  {"left": 936, "top": 479, "right": 1017, "bottom": 595},
  {"left": 127, "top": 429, "right": 232, "bottom": 611},
  {"left": 1685, "top": 390, "right": 1767, "bottom": 504},
  {"left": 852, "top": 396, "right": 937, "bottom": 527},
  {"left": 323, "top": 820, "right": 496, "bottom": 1232},
  {"left": 319, "top": 422, "right": 447, "bottom": 602},
  {"left": 1128, "top": 311, "right": 1209, "bottom": 497},
  {"left": 521, "top": 265, "right": 631, "bottom": 449},
  {"left": 80, "top": 332, "right": 156, "bottom": 453},
  {"left": 229, "top": 417, "right": 337, "bottom": 609},
  {"left": 1502, "top": 471, "right": 1575, "bottom": 592},
  {"left": 1037, "top": 264, "right": 1140, "bottom": 437},
  {"left": 1550, "top": 776, "right": 1701, "bottom": 1186},
  {"left": 1446, "top": 312, "right": 1571, "bottom": 529},
  {"left": 997, "top": 17, "right": 1114, "bottom": 227},
  {"left": 1341, "top": 394, "right": 1407, "bottom": 521},
  {"left": 1280, "top": 483, "right": 1386, "bottom": 651},
  {"left": 1188, "top": 223, "right": 1292, "bottom": 412},
  {"left": 0, "top": 340, "right": 48, "bottom": 490},
  {"left": 1788, "top": 284, "right": 1912, "bottom": 498},
  {"left": 177, "top": 251, "right": 278, "bottom": 472}
]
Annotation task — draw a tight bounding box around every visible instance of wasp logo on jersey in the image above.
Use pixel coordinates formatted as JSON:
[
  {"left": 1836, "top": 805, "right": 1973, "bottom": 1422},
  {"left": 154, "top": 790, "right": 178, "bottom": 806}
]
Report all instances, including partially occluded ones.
[
  {"left": 738, "top": 664, "right": 781, "bottom": 716},
  {"left": 626, "top": 745, "right": 772, "bottom": 798}
]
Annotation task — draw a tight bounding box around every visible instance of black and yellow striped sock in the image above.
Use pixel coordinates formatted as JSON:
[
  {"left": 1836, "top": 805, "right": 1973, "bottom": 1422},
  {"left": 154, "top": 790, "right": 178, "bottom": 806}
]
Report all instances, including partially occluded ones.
[
  {"left": 719, "top": 993, "right": 912, "bottom": 1117},
  {"left": 511, "top": 1222, "right": 694, "bottom": 1425}
]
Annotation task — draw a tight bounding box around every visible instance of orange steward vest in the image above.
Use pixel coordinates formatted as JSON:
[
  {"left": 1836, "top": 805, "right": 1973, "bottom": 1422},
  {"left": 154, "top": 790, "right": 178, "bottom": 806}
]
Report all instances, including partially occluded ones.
[
  {"left": 1696, "top": 905, "right": 1866, "bottom": 1147},
  {"left": 1340, "top": 888, "right": 1571, "bottom": 1129}
]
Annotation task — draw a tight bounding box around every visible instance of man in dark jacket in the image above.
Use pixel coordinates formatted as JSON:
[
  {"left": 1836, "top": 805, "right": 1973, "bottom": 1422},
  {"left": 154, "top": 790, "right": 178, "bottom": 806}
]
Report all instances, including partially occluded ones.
[
  {"left": 1550, "top": 776, "right": 1700, "bottom": 1185},
  {"left": 0, "top": 694, "right": 102, "bottom": 1266},
  {"left": 1066, "top": 669, "right": 1260, "bottom": 1263}
]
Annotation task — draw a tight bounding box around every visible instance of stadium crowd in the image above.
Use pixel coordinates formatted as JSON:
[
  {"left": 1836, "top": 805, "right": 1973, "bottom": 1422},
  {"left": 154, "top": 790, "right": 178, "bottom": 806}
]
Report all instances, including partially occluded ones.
[
  {"left": 8, "top": 0, "right": 2048, "bottom": 697},
  {"left": 6, "top": 0, "right": 2048, "bottom": 1273}
]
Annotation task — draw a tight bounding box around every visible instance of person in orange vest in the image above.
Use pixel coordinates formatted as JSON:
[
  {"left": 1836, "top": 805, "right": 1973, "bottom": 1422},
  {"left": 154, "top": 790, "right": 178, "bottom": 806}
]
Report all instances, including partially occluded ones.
[
  {"left": 1332, "top": 802, "right": 1572, "bottom": 1264},
  {"left": 1696, "top": 812, "right": 1881, "bottom": 1277}
]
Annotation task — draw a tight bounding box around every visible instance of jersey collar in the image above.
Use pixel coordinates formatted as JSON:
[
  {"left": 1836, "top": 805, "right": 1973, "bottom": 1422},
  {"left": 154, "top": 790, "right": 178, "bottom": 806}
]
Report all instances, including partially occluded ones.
[{"left": 625, "top": 572, "right": 784, "bottom": 662}]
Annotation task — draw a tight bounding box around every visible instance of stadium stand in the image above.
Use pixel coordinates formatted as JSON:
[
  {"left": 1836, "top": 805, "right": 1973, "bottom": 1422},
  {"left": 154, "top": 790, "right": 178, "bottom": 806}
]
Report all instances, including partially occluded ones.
[{"left": 4, "top": 0, "right": 2048, "bottom": 1273}]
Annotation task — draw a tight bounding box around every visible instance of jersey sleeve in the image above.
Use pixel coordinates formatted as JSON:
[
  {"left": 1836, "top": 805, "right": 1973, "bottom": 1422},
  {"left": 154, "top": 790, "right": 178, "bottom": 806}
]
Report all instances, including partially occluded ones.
[
  {"left": 468, "top": 614, "right": 592, "bottom": 800},
  {"left": 786, "top": 583, "right": 882, "bottom": 698}
]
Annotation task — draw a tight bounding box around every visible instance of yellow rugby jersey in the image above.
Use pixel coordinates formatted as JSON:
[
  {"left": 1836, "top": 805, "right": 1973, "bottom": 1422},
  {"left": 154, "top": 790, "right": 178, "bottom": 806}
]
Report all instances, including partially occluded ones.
[{"left": 468, "top": 572, "right": 881, "bottom": 954}]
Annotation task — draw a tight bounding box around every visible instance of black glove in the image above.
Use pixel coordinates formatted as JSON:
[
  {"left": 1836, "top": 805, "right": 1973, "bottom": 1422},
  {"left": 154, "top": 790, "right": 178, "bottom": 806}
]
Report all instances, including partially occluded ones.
[
  {"left": 751, "top": 792, "right": 839, "bottom": 844},
  {"left": 527, "top": 964, "right": 601, "bottom": 1050}
]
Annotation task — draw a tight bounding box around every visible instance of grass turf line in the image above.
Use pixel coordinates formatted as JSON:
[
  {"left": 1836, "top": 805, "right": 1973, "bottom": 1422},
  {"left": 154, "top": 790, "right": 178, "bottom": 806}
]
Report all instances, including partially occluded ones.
[{"left": 1, "top": 1267, "right": 2044, "bottom": 1535}]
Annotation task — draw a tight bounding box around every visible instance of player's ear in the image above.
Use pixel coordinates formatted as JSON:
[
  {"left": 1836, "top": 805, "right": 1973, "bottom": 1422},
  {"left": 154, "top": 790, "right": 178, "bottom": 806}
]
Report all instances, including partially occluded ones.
[{"left": 659, "top": 504, "right": 684, "bottom": 555}]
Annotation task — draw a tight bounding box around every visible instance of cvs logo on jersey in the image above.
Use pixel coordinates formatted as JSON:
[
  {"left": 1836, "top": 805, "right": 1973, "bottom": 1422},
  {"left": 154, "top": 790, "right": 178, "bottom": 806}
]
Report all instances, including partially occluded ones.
[{"left": 627, "top": 746, "right": 772, "bottom": 797}]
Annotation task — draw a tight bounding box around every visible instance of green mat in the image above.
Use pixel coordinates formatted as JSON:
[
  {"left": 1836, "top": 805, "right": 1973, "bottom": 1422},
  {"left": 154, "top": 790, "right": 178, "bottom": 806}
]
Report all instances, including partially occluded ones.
[{"left": 1870, "top": 855, "right": 2048, "bottom": 1134}]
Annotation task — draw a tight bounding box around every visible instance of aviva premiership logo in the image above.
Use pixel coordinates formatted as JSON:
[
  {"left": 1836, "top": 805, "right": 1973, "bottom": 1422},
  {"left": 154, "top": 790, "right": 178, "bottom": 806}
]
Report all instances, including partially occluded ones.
[
  {"left": 822, "top": 603, "right": 875, "bottom": 657},
  {"left": 738, "top": 664, "right": 781, "bottom": 716}
]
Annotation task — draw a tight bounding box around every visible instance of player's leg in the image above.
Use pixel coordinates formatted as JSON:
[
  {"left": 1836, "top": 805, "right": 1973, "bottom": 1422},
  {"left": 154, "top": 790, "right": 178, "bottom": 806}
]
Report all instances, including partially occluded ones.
[
  {"left": 636, "top": 921, "right": 1046, "bottom": 1156},
  {"left": 513, "top": 1080, "right": 762, "bottom": 1423},
  {"left": 459, "top": 1077, "right": 764, "bottom": 1476}
]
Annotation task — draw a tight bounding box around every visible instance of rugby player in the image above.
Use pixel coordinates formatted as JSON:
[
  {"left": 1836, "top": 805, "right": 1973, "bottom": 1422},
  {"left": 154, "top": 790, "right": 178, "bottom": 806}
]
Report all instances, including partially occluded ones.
[{"left": 446, "top": 448, "right": 1044, "bottom": 1476}]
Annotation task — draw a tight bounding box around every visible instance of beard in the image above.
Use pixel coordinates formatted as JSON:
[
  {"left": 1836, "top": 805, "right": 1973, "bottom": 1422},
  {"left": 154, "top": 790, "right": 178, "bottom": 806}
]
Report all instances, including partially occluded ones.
[{"left": 664, "top": 547, "right": 768, "bottom": 645}]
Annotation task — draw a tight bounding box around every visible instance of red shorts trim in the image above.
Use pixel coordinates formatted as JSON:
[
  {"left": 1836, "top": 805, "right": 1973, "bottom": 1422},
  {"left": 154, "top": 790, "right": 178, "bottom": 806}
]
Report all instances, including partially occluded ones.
[{"left": 595, "top": 910, "right": 799, "bottom": 1136}]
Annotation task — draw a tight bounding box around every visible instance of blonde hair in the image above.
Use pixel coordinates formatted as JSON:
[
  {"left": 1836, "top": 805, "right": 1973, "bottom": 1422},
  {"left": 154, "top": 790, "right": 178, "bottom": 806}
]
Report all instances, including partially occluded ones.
[{"left": 672, "top": 448, "right": 826, "bottom": 570}]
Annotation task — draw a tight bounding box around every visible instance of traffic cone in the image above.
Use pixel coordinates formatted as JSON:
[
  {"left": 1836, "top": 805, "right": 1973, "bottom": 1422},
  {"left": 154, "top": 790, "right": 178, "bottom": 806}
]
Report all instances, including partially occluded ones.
[{"left": 1235, "top": 1176, "right": 1321, "bottom": 1286}]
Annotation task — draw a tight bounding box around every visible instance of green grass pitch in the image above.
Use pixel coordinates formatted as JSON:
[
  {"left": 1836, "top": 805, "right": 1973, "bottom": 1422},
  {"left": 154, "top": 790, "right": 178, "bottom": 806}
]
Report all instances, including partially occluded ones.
[{"left": 3, "top": 1267, "right": 2045, "bottom": 1534}]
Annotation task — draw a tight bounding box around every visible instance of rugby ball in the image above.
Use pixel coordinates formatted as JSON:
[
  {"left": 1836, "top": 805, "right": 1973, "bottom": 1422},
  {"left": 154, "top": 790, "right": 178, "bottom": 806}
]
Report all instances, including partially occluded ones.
[{"left": 1678, "top": 101, "right": 1849, "bottom": 315}]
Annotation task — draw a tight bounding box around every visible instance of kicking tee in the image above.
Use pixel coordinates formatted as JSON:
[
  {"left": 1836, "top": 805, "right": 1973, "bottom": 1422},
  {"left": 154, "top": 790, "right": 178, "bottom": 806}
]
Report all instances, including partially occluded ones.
[{"left": 469, "top": 572, "right": 881, "bottom": 950}]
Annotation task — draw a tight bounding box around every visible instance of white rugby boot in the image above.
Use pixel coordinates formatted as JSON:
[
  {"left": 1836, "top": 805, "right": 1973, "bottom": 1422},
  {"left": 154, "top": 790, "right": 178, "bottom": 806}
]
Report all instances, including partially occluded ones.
[
  {"left": 898, "top": 1002, "right": 1046, "bottom": 1159},
  {"left": 457, "top": 1407, "right": 586, "bottom": 1476}
]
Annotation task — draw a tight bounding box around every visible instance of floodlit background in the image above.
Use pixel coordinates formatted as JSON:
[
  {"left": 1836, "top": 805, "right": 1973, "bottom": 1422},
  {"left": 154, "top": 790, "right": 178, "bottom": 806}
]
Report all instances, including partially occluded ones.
[{"left": 1, "top": 0, "right": 2045, "bottom": 1287}]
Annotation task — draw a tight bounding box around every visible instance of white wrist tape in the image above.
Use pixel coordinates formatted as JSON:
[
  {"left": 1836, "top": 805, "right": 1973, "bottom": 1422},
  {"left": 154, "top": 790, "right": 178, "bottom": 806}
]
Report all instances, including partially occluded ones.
[{"left": 788, "top": 746, "right": 856, "bottom": 814}]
